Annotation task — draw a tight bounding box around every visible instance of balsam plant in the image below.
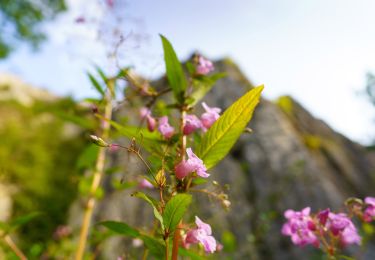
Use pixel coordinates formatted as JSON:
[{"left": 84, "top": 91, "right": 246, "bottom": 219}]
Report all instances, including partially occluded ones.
[
  {"left": 75, "top": 35, "right": 263, "bottom": 259},
  {"left": 282, "top": 197, "right": 375, "bottom": 260}
]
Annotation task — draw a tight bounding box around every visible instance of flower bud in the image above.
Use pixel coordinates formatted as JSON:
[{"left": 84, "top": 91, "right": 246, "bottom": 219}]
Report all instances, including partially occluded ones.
[{"left": 90, "top": 135, "right": 110, "bottom": 147}]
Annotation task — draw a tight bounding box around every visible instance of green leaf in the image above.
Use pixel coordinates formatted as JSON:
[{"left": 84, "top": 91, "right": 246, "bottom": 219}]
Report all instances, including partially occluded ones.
[
  {"left": 132, "top": 192, "right": 164, "bottom": 230},
  {"left": 99, "top": 221, "right": 140, "bottom": 238},
  {"left": 53, "top": 110, "right": 95, "bottom": 129},
  {"left": 109, "top": 120, "right": 165, "bottom": 155},
  {"left": 95, "top": 65, "right": 107, "bottom": 83},
  {"left": 87, "top": 72, "right": 105, "bottom": 96},
  {"left": 9, "top": 212, "right": 41, "bottom": 232},
  {"left": 190, "top": 72, "right": 226, "bottom": 106},
  {"left": 160, "top": 35, "right": 187, "bottom": 104},
  {"left": 179, "top": 248, "right": 205, "bottom": 260},
  {"left": 197, "top": 85, "right": 264, "bottom": 169},
  {"left": 163, "top": 194, "right": 192, "bottom": 233},
  {"left": 76, "top": 144, "right": 99, "bottom": 170},
  {"left": 140, "top": 235, "right": 165, "bottom": 258}
]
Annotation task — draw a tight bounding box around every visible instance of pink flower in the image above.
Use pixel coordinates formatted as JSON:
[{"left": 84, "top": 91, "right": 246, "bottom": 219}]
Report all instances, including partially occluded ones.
[
  {"left": 364, "top": 197, "right": 375, "bottom": 222},
  {"left": 325, "top": 211, "right": 361, "bottom": 246},
  {"left": 196, "top": 56, "right": 214, "bottom": 75},
  {"left": 281, "top": 207, "right": 319, "bottom": 247},
  {"left": 138, "top": 179, "right": 154, "bottom": 189},
  {"left": 317, "top": 208, "right": 330, "bottom": 226},
  {"left": 158, "top": 116, "right": 174, "bottom": 139},
  {"left": 139, "top": 107, "right": 156, "bottom": 132},
  {"left": 200, "top": 102, "right": 221, "bottom": 130},
  {"left": 183, "top": 114, "right": 202, "bottom": 135},
  {"left": 185, "top": 216, "right": 217, "bottom": 253},
  {"left": 175, "top": 148, "right": 209, "bottom": 179}
]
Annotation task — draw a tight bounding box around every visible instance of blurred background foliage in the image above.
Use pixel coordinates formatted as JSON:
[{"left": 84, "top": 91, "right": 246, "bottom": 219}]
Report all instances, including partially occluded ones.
[
  {"left": 0, "top": 0, "right": 66, "bottom": 58},
  {"left": 0, "top": 97, "right": 88, "bottom": 255}
]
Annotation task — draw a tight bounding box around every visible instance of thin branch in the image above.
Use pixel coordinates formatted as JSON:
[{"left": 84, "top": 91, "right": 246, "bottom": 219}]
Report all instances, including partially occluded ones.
[{"left": 4, "top": 235, "right": 27, "bottom": 260}]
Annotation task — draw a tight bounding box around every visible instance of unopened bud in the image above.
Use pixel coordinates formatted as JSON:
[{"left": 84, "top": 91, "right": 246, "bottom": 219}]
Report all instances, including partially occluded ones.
[
  {"left": 90, "top": 135, "right": 110, "bottom": 147},
  {"left": 155, "top": 169, "right": 166, "bottom": 187},
  {"left": 345, "top": 197, "right": 363, "bottom": 207},
  {"left": 222, "top": 199, "right": 231, "bottom": 209}
]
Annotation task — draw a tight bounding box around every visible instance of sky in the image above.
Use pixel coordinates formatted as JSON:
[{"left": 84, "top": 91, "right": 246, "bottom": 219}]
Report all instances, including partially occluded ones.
[{"left": 1, "top": 0, "right": 375, "bottom": 144}]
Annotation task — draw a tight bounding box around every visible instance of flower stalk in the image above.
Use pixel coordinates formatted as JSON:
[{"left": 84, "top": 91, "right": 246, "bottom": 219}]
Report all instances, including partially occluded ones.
[{"left": 75, "top": 80, "right": 114, "bottom": 260}]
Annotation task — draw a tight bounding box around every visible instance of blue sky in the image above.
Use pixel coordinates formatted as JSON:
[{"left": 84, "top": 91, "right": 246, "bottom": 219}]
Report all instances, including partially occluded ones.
[{"left": 1, "top": 0, "right": 375, "bottom": 144}]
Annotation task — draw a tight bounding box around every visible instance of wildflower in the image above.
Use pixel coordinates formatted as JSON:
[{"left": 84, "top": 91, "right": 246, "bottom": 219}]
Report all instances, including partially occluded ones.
[
  {"left": 139, "top": 107, "right": 156, "bottom": 132},
  {"left": 200, "top": 102, "right": 221, "bottom": 130},
  {"left": 281, "top": 207, "right": 319, "bottom": 247},
  {"left": 175, "top": 148, "right": 209, "bottom": 179},
  {"left": 138, "top": 179, "right": 154, "bottom": 189},
  {"left": 158, "top": 116, "right": 174, "bottom": 139},
  {"left": 196, "top": 56, "right": 214, "bottom": 75},
  {"left": 183, "top": 114, "right": 202, "bottom": 135},
  {"left": 325, "top": 211, "right": 361, "bottom": 246},
  {"left": 185, "top": 216, "right": 217, "bottom": 253},
  {"left": 363, "top": 197, "right": 375, "bottom": 222}
]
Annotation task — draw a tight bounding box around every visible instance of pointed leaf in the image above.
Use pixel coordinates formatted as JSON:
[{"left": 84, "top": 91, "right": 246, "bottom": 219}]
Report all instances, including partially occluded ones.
[
  {"left": 163, "top": 194, "right": 192, "bottom": 233},
  {"left": 87, "top": 72, "right": 105, "bottom": 96},
  {"left": 132, "top": 192, "right": 164, "bottom": 230},
  {"left": 9, "top": 212, "right": 41, "bottom": 232},
  {"left": 190, "top": 72, "right": 226, "bottom": 106},
  {"left": 140, "top": 235, "right": 165, "bottom": 258},
  {"left": 179, "top": 248, "right": 205, "bottom": 260},
  {"left": 197, "top": 85, "right": 264, "bottom": 169},
  {"left": 99, "top": 221, "right": 140, "bottom": 238},
  {"left": 160, "top": 35, "right": 187, "bottom": 104}
]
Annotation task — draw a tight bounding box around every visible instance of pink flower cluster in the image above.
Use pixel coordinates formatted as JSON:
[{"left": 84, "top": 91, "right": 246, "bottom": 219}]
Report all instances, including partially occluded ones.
[
  {"left": 175, "top": 148, "right": 209, "bottom": 179},
  {"left": 196, "top": 56, "right": 214, "bottom": 75},
  {"left": 282, "top": 207, "right": 361, "bottom": 248},
  {"left": 139, "top": 108, "right": 175, "bottom": 139},
  {"left": 184, "top": 216, "right": 217, "bottom": 253},
  {"left": 183, "top": 102, "right": 222, "bottom": 135},
  {"left": 363, "top": 197, "right": 375, "bottom": 222},
  {"left": 140, "top": 103, "right": 221, "bottom": 139},
  {"left": 281, "top": 207, "right": 319, "bottom": 247}
]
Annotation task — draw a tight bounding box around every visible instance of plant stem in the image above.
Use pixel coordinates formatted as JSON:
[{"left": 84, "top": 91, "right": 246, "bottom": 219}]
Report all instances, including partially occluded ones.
[
  {"left": 165, "top": 238, "right": 169, "bottom": 260},
  {"left": 75, "top": 82, "right": 113, "bottom": 260},
  {"left": 171, "top": 109, "right": 187, "bottom": 260},
  {"left": 4, "top": 235, "right": 27, "bottom": 260}
]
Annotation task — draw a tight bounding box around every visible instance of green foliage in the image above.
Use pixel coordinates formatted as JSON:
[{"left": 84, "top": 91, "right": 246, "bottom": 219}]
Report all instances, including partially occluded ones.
[
  {"left": 162, "top": 194, "right": 192, "bottom": 233},
  {"left": 99, "top": 221, "right": 140, "bottom": 237},
  {"left": 303, "top": 135, "right": 322, "bottom": 150},
  {"left": 197, "top": 85, "right": 264, "bottom": 169},
  {"left": 190, "top": 72, "right": 226, "bottom": 106},
  {"left": 160, "top": 35, "right": 187, "bottom": 104},
  {"left": 0, "top": 0, "right": 66, "bottom": 58},
  {"left": 221, "top": 231, "right": 237, "bottom": 253},
  {"left": 87, "top": 72, "right": 105, "bottom": 97},
  {"left": 100, "top": 221, "right": 166, "bottom": 258},
  {"left": 0, "top": 212, "right": 41, "bottom": 234},
  {"left": 179, "top": 247, "right": 206, "bottom": 259},
  {"left": 0, "top": 98, "right": 86, "bottom": 250},
  {"left": 132, "top": 191, "right": 164, "bottom": 230},
  {"left": 276, "top": 96, "right": 293, "bottom": 114}
]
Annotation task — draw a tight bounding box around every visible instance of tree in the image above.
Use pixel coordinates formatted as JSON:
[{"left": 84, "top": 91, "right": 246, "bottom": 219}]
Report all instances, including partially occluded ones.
[{"left": 0, "top": 0, "right": 66, "bottom": 58}]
